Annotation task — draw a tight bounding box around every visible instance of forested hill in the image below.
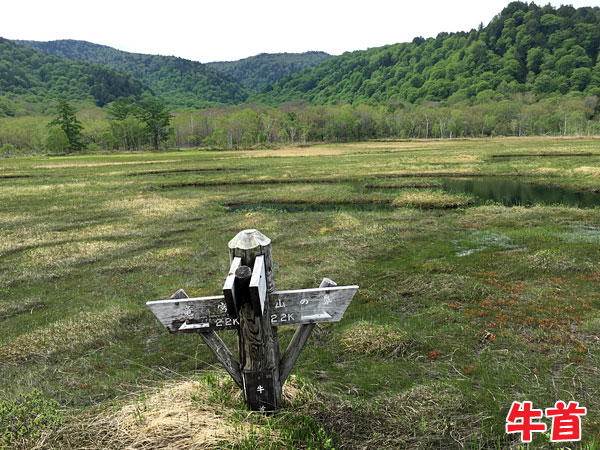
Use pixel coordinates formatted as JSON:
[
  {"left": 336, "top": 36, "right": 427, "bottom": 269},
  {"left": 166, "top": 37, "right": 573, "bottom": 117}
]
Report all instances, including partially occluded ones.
[
  {"left": 253, "top": 2, "right": 600, "bottom": 105},
  {"left": 206, "top": 51, "right": 331, "bottom": 92},
  {"left": 0, "top": 38, "right": 145, "bottom": 108},
  {"left": 18, "top": 39, "right": 249, "bottom": 109}
]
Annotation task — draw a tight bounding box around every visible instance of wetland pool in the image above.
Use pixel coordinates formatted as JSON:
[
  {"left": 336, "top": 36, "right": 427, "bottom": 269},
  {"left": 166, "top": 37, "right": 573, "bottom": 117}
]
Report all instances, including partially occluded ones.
[
  {"left": 440, "top": 177, "right": 600, "bottom": 208},
  {"left": 225, "top": 177, "right": 600, "bottom": 213}
]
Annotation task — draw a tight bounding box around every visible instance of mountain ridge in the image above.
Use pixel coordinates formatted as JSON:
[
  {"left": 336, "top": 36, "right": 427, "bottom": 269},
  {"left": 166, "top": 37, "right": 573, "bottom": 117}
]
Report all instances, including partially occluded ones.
[
  {"left": 0, "top": 37, "right": 146, "bottom": 108},
  {"left": 9, "top": 2, "right": 600, "bottom": 110},
  {"left": 17, "top": 39, "right": 248, "bottom": 109},
  {"left": 17, "top": 40, "right": 332, "bottom": 107},
  {"left": 206, "top": 51, "right": 331, "bottom": 92}
]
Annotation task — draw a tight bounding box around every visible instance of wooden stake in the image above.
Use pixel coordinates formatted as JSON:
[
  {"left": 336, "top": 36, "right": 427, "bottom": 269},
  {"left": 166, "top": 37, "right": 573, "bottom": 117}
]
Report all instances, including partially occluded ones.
[{"left": 228, "top": 229, "right": 281, "bottom": 411}]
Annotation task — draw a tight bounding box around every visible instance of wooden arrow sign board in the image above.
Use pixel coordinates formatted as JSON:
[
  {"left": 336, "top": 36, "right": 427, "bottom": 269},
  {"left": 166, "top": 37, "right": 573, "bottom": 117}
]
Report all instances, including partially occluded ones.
[
  {"left": 268, "top": 286, "right": 357, "bottom": 325},
  {"left": 146, "top": 285, "right": 357, "bottom": 332},
  {"left": 146, "top": 229, "right": 358, "bottom": 412}
]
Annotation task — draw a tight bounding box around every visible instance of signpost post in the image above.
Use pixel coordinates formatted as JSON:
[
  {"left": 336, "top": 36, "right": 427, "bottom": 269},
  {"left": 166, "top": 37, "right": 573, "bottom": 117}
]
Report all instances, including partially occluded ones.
[{"left": 147, "top": 229, "right": 358, "bottom": 412}]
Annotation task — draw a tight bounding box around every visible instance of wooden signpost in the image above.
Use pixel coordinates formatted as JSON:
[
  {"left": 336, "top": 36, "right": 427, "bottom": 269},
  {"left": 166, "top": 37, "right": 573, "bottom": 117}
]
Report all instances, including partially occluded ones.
[{"left": 147, "top": 229, "right": 358, "bottom": 412}]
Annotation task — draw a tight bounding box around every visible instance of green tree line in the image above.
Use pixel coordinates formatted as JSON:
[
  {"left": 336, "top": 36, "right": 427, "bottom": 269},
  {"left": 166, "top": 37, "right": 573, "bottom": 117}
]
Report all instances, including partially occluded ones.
[
  {"left": 3, "top": 93, "right": 599, "bottom": 155},
  {"left": 173, "top": 94, "right": 599, "bottom": 149},
  {"left": 0, "top": 97, "right": 172, "bottom": 155}
]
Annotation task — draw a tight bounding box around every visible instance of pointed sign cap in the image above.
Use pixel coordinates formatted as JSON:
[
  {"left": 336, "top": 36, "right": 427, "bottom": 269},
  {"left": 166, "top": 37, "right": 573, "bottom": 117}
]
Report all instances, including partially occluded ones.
[{"left": 228, "top": 229, "right": 271, "bottom": 251}]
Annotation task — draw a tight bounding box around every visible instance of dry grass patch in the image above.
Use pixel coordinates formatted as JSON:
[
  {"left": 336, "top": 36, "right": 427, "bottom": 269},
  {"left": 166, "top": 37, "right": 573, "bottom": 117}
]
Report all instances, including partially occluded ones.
[
  {"left": 0, "top": 297, "right": 46, "bottom": 320},
  {"left": 392, "top": 191, "right": 474, "bottom": 209},
  {"left": 105, "top": 195, "right": 206, "bottom": 218},
  {"left": 236, "top": 211, "right": 280, "bottom": 232},
  {"left": 154, "top": 246, "right": 190, "bottom": 259},
  {"left": 333, "top": 212, "right": 361, "bottom": 231},
  {"left": 0, "top": 212, "right": 36, "bottom": 226},
  {"left": 239, "top": 145, "right": 353, "bottom": 158},
  {"left": 315, "top": 213, "right": 362, "bottom": 235},
  {"left": 574, "top": 166, "right": 600, "bottom": 176},
  {"left": 21, "top": 240, "right": 125, "bottom": 269},
  {"left": 67, "top": 380, "right": 249, "bottom": 450},
  {"left": 0, "top": 307, "right": 131, "bottom": 362},
  {"left": 531, "top": 167, "right": 563, "bottom": 175},
  {"left": 40, "top": 375, "right": 317, "bottom": 450},
  {"left": 0, "top": 240, "right": 131, "bottom": 286},
  {"left": 524, "top": 249, "right": 594, "bottom": 272},
  {"left": 339, "top": 321, "right": 410, "bottom": 356}
]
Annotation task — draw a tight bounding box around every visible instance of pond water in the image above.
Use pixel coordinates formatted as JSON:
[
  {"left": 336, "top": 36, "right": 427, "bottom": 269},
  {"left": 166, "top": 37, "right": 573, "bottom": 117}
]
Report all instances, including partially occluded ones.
[{"left": 440, "top": 177, "right": 600, "bottom": 208}]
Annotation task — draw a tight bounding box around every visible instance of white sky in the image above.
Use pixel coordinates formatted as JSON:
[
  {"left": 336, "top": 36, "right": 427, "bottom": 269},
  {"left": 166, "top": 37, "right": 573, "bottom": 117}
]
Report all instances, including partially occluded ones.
[{"left": 2, "top": 0, "right": 599, "bottom": 63}]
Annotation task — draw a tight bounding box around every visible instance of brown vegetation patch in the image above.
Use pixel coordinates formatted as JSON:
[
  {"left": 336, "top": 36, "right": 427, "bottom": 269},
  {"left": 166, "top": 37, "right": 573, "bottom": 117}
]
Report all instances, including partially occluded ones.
[{"left": 465, "top": 275, "right": 594, "bottom": 355}]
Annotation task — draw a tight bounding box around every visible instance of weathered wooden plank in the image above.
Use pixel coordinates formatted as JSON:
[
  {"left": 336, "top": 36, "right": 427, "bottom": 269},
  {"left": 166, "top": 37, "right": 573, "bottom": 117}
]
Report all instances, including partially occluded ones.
[
  {"left": 168, "top": 290, "right": 242, "bottom": 388},
  {"left": 223, "top": 257, "right": 242, "bottom": 317},
  {"left": 279, "top": 278, "right": 337, "bottom": 387},
  {"left": 147, "top": 295, "right": 239, "bottom": 333},
  {"left": 147, "top": 284, "right": 358, "bottom": 331},
  {"left": 249, "top": 255, "right": 266, "bottom": 316},
  {"left": 268, "top": 285, "right": 358, "bottom": 326}
]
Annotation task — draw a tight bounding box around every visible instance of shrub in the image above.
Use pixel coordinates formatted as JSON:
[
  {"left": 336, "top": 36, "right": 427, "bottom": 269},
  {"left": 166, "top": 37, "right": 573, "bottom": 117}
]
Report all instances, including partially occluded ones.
[
  {"left": 0, "top": 144, "right": 16, "bottom": 157},
  {"left": 0, "top": 390, "right": 63, "bottom": 449},
  {"left": 45, "top": 126, "right": 70, "bottom": 153}
]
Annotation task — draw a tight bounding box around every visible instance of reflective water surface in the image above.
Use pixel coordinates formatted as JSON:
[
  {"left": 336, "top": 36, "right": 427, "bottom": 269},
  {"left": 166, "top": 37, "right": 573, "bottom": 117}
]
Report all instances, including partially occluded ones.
[{"left": 441, "top": 177, "right": 600, "bottom": 208}]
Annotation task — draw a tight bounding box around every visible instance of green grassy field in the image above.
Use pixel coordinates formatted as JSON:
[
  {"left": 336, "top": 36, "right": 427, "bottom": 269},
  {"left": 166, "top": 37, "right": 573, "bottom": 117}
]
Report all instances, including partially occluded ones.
[{"left": 1, "top": 137, "right": 599, "bottom": 449}]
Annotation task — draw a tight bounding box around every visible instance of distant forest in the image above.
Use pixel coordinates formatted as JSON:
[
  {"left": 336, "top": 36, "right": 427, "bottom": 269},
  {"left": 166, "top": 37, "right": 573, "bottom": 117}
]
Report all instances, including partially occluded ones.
[
  {"left": 2, "top": 1, "right": 600, "bottom": 154},
  {"left": 255, "top": 2, "right": 600, "bottom": 105},
  {"left": 206, "top": 52, "right": 331, "bottom": 92}
]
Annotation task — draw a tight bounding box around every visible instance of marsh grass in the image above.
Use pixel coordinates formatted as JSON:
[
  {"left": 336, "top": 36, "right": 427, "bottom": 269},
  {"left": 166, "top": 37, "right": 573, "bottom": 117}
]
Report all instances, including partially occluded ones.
[
  {"left": 392, "top": 190, "right": 475, "bottom": 209},
  {"left": 0, "top": 138, "right": 599, "bottom": 448}
]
